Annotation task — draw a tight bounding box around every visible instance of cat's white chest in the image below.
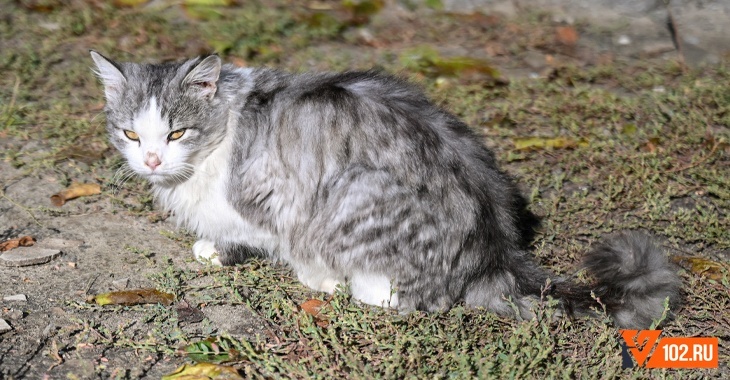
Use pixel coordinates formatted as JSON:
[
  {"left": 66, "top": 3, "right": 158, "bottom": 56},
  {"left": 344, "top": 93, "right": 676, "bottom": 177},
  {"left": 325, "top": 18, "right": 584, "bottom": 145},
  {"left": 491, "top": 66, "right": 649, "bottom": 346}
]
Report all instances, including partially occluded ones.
[{"left": 153, "top": 136, "right": 280, "bottom": 255}]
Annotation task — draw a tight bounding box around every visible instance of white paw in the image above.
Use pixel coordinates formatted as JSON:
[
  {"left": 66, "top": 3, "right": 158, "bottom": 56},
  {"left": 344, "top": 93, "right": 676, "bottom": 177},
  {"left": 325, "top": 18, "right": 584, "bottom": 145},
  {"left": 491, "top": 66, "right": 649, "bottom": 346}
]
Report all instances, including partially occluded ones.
[
  {"left": 297, "top": 267, "right": 342, "bottom": 293},
  {"left": 192, "top": 240, "right": 222, "bottom": 266},
  {"left": 299, "top": 275, "right": 342, "bottom": 293},
  {"left": 319, "top": 278, "right": 342, "bottom": 294},
  {"left": 350, "top": 272, "right": 398, "bottom": 308}
]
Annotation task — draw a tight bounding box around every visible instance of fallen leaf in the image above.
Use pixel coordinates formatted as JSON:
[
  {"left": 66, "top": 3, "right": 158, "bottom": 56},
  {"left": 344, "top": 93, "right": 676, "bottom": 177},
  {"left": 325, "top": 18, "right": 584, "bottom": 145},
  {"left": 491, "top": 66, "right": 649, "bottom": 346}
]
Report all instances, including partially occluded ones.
[
  {"left": 301, "top": 299, "right": 325, "bottom": 315},
  {"left": 162, "top": 362, "right": 242, "bottom": 380},
  {"left": 555, "top": 26, "right": 579, "bottom": 46},
  {"left": 343, "top": 0, "right": 384, "bottom": 26},
  {"left": 400, "top": 46, "right": 500, "bottom": 80},
  {"left": 621, "top": 124, "right": 637, "bottom": 135},
  {"left": 113, "top": 0, "right": 149, "bottom": 7},
  {"left": 183, "top": 0, "right": 235, "bottom": 5},
  {"left": 0, "top": 236, "right": 35, "bottom": 252},
  {"left": 671, "top": 255, "right": 727, "bottom": 280},
  {"left": 87, "top": 289, "right": 175, "bottom": 306},
  {"left": 179, "top": 337, "right": 241, "bottom": 363},
  {"left": 513, "top": 136, "right": 588, "bottom": 151},
  {"left": 642, "top": 137, "right": 661, "bottom": 153},
  {"left": 17, "top": 0, "right": 59, "bottom": 12},
  {"left": 182, "top": 0, "right": 236, "bottom": 20},
  {"left": 300, "top": 299, "right": 330, "bottom": 327},
  {"left": 51, "top": 183, "right": 101, "bottom": 207},
  {"left": 182, "top": 7, "right": 224, "bottom": 21}
]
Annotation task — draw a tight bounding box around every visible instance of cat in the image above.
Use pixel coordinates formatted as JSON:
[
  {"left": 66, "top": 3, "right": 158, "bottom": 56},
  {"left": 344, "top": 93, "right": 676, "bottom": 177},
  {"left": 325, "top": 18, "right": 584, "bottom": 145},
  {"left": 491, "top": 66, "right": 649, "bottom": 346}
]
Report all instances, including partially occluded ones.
[{"left": 90, "top": 51, "right": 680, "bottom": 328}]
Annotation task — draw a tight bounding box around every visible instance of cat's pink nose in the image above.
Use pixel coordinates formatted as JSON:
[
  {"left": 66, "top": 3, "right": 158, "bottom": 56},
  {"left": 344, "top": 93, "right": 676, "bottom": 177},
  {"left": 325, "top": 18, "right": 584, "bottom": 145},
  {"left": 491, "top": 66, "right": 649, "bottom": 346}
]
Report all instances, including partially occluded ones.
[{"left": 145, "top": 153, "right": 162, "bottom": 170}]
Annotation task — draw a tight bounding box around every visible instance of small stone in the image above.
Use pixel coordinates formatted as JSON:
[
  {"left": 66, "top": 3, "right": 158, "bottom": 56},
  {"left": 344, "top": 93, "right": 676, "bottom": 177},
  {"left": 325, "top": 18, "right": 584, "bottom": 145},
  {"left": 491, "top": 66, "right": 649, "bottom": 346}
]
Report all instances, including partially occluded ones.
[
  {"left": 6, "top": 309, "right": 23, "bottom": 320},
  {"left": 3, "top": 294, "right": 27, "bottom": 302},
  {"left": 176, "top": 300, "right": 205, "bottom": 324},
  {"left": 42, "top": 323, "right": 56, "bottom": 338},
  {"left": 50, "top": 307, "right": 67, "bottom": 317},
  {"left": 39, "top": 22, "right": 61, "bottom": 31},
  {"left": 112, "top": 278, "right": 129, "bottom": 290},
  {"left": 639, "top": 42, "right": 675, "bottom": 58},
  {"left": 617, "top": 35, "right": 631, "bottom": 45},
  {"left": 523, "top": 50, "right": 547, "bottom": 70},
  {"left": 0, "top": 319, "right": 11, "bottom": 332},
  {"left": 0, "top": 247, "right": 63, "bottom": 267},
  {"left": 356, "top": 28, "right": 375, "bottom": 45}
]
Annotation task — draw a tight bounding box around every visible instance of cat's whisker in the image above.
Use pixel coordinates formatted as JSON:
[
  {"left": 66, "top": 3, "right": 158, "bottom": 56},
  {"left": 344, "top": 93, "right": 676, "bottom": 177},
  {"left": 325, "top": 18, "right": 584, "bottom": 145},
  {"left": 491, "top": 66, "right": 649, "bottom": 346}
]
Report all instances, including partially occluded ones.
[
  {"left": 109, "top": 165, "right": 133, "bottom": 185},
  {"left": 165, "top": 163, "right": 196, "bottom": 184},
  {"left": 112, "top": 176, "right": 133, "bottom": 195},
  {"left": 90, "top": 111, "right": 105, "bottom": 123},
  {"left": 110, "top": 166, "right": 137, "bottom": 195},
  {"left": 108, "top": 169, "right": 126, "bottom": 190}
]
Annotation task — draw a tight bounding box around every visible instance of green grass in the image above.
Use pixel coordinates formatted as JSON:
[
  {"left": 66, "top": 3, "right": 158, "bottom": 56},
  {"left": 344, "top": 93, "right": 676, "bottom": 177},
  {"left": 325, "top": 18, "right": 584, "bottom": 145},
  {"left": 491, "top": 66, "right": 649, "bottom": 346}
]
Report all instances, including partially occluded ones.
[{"left": 1, "top": 0, "right": 728, "bottom": 378}]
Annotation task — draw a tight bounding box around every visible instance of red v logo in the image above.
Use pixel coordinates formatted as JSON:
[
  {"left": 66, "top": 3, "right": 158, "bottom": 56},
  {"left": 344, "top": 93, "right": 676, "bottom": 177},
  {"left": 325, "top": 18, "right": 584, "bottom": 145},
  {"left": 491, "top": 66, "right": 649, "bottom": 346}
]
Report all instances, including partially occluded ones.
[{"left": 620, "top": 330, "right": 662, "bottom": 366}]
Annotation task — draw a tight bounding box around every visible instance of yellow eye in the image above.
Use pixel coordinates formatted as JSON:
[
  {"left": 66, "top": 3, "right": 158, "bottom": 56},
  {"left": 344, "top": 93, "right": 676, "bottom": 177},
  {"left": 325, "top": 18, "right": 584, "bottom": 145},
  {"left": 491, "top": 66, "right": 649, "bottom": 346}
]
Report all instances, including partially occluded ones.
[
  {"left": 168, "top": 129, "right": 186, "bottom": 141},
  {"left": 123, "top": 130, "right": 139, "bottom": 141}
]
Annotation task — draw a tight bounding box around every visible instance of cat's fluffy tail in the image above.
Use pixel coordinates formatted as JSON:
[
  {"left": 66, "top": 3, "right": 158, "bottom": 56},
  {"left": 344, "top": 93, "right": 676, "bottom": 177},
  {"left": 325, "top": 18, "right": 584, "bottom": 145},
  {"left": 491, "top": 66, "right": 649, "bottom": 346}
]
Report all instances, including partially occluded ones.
[{"left": 556, "top": 232, "right": 681, "bottom": 329}]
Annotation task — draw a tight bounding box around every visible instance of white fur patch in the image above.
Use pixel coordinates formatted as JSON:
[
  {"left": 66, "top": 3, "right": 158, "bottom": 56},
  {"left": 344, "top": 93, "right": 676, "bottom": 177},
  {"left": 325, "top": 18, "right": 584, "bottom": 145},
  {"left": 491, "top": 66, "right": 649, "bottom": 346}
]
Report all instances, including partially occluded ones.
[
  {"left": 153, "top": 111, "right": 283, "bottom": 262},
  {"left": 350, "top": 272, "right": 398, "bottom": 308},
  {"left": 192, "top": 239, "right": 222, "bottom": 266},
  {"left": 123, "top": 97, "right": 190, "bottom": 182},
  {"left": 295, "top": 260, "right": 343, "bottom": 293},
  {"left": 91, "top": 51, "right": 126, "bottom": 102}
]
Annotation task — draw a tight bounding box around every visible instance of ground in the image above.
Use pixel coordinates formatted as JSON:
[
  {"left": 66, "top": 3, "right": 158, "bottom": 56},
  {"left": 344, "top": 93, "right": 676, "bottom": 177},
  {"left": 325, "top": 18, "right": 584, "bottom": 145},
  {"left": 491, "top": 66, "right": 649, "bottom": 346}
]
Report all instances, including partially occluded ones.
[{"left": 0, "top": 1, "right": 728, "bottom": 379}]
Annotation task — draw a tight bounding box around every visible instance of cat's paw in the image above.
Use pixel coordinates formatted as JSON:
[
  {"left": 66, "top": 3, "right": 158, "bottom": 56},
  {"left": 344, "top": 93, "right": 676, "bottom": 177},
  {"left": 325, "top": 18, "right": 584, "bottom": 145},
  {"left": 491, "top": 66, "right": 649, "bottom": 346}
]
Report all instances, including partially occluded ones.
[
  {"left": 318, "top": 278, "right": 342, "bottom": 294},
  {"left": 192, "top": 240, "right": 222, "bottom": 266},
  {"left": 297, "top": 269, "right": 342, "bottom": 293},
  {"left": 350, "top": 272, "right": 398, "bottom": 308}
]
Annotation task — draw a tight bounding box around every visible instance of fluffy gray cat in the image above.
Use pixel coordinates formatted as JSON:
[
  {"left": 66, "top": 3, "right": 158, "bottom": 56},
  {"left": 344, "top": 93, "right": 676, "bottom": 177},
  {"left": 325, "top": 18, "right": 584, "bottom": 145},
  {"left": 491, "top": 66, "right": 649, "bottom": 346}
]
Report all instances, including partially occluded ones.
[{"left": 90, "top": 51, "right": 680, "bottom": 328}]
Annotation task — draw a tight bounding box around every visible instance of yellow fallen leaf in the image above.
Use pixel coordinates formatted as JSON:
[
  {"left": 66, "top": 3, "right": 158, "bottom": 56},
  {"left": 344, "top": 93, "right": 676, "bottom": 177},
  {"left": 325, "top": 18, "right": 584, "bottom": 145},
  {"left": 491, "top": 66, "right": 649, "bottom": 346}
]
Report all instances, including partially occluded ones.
[
  {"left": 400, "top": 46, "right": 500, "bottom": 79},
  {"left": 513, "top": 136, "right": 588, "bottom": 151},
  {"left": 50, "top": 183, "right": 101, "bottom": 206},
  {"left": 671, "top": 255, "right": 727, "bottom": 280},
  {"left": 162, "top": 362, "right": 242, "bottom": 380},
  {"left": 113, "top": 0, "right": 149, "bottom": 7},
  {"left": 621, "top": 124, "right": 637, "bottom": 135},
  {"left": 87, "top": 289, "right": 175, "bottom": 306},
  {"left": 183, "top": 0, "right": 235, "bottom": 5}
]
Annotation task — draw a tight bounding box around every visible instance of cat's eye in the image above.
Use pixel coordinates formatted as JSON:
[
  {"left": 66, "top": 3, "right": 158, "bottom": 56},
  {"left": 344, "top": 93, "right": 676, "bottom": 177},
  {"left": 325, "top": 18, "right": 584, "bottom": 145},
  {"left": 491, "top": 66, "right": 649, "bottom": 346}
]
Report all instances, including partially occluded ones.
[
  {"left": 123, "top": 130, "right": 139, "bottom": 141},
  {"left": 168, "top": 129, "right": 186, "bottom": 141}
]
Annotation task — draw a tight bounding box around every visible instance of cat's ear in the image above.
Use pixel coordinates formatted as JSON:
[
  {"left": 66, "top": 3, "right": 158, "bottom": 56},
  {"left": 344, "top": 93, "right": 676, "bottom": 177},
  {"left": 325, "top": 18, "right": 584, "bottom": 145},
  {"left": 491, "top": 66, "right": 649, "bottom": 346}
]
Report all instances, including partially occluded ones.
[
  {"left": 90, "top": 50, "right": 126, "bottom": 102},
  {"left": 182, "top": 55, "right": 221, "bottom": 101}
]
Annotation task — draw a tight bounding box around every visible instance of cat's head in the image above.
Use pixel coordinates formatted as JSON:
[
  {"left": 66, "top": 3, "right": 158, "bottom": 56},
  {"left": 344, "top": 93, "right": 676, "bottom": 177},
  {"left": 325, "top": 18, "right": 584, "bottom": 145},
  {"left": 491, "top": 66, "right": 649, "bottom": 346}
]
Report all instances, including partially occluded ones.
[{"left": 90, "top": 51, "right": 226, "bottom": 186}]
